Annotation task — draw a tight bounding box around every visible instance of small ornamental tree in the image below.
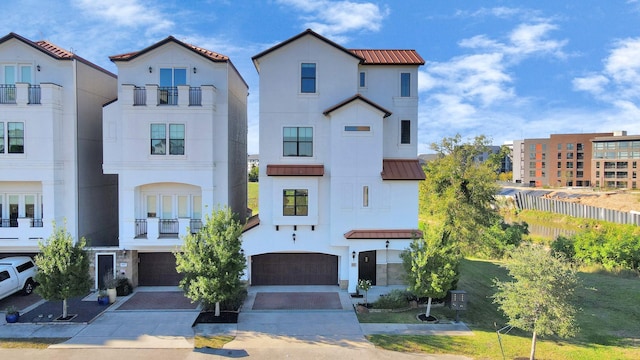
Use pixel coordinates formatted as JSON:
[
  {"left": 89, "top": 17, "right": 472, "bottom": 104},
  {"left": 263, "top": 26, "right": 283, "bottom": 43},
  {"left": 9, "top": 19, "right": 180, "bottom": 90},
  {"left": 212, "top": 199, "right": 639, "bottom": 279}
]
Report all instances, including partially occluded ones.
[
  {"left": 175, "top": 207, "right": 245, "bottom": 316},
  {"left": 493, "top": 245, "right": 580, "bottom": 360},
  {"left": 401, "top": 228, "right": 460, "bottom": 318},
  {"left": 35, "top": 223, "right": 92, "bottom": 319},
  {"left": 357, "top": 279, "right": 372, "bottom": 306}
]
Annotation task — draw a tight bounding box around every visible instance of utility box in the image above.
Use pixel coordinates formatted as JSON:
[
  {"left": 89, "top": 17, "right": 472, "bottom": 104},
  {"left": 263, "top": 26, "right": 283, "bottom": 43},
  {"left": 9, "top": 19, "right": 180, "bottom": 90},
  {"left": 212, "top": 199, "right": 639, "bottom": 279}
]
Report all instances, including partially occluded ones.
[{"left": 449, "top": 290, "right": 467, "bottom": 310}]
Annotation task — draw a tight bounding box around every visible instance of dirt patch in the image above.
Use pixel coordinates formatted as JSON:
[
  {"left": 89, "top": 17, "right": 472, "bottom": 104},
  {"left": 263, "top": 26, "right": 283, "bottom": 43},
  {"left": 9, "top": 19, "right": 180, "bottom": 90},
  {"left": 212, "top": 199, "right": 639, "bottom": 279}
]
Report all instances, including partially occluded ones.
[
  {"left": 252, "top": 292, "right": 342, "bottom": 310},
  {"left": 544, "top": 190, "right": 640, "bottom": 212},
  {"left": 116, "top": 291, "right": 198, "bottom": 310}
]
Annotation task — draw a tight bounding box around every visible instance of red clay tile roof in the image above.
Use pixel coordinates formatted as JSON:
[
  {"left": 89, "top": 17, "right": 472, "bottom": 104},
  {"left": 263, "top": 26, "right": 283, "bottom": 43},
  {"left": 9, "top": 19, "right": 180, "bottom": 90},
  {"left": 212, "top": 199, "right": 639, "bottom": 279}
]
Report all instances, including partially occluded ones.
[
  {"left": 266, "top": 164, "right": 325, "bottom": 176},
  {"left": 323, "top": 94, "right": 392, "bottom": 118},
  {"left": 344, "top": 229, "right": 423, "bottom": 239},
  {"left": 109, "top": 36, "right": 229, "bottom": 62},
  {"left": 349, "top": 49, "right": 425, "bottom": 65},
  {"left": 0, "top": 32, "right": 115, "bottom": 77},
  {"left": 243, "top": 214, "right": 260, "bottom": 232},
  {"left": 381, "top": 159, "right": 426, "bottom": 180}
]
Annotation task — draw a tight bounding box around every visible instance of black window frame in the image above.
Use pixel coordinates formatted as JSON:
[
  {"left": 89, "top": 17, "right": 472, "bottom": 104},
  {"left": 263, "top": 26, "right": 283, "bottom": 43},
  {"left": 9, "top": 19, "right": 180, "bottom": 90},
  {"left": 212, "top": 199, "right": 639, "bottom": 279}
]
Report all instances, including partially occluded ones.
[{"left": 283, "top": 189, "right": 308, "bottom": 216}]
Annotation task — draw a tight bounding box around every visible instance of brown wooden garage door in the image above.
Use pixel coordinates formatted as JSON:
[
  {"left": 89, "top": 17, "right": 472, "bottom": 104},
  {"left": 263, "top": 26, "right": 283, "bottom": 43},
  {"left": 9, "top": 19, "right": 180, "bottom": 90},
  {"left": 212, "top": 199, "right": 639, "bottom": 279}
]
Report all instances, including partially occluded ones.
[
  {"left": 138, "top": 252, "right": 182, "bottom": 286},
  {"left": 251, "top": 253, "right": 338, "bottom": 285}
]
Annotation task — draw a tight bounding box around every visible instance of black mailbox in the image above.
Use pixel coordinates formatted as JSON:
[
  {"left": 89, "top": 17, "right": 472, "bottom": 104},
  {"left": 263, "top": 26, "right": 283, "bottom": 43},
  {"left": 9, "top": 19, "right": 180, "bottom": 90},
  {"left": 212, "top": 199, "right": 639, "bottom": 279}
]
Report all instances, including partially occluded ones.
[{"left": 449, "top": 290, "right": 467, "bottom": 310}]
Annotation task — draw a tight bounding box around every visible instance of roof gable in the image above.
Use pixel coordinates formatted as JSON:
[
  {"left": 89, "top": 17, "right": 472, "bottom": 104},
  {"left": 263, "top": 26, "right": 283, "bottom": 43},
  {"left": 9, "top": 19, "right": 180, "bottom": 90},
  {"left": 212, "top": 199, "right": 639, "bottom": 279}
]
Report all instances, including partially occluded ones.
[
  {"left": 109, "top": 36, "right": 229, "bottom": 63},
  {"left": 323, "top": 94, "right": 392, "bottom": 118},
  {"left": 0, "top": 32, "right": 115, "bottom": 77}
]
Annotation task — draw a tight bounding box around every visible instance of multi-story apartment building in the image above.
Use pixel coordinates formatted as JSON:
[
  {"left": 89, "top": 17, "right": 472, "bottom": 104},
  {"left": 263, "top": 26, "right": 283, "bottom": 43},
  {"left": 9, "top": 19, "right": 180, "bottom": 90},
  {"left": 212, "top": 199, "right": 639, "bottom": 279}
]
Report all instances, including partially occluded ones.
[
  {"left": 548, "top": 133, "right": 612, "bottom": 187},
  {"left": 591, "top": 131, "right": 640, "bottom": 189},
  {"left": 0, "top": 33, "right": 117, "bottom": 256},
  {"left": 513, "top": 132, "right": 613, "bottom": 187},
  {"left": 102, "top": 36, "right": 248, "bottom": 286},
  {"left": 242, "top": 29, "right": 425, "bottom": 292}
]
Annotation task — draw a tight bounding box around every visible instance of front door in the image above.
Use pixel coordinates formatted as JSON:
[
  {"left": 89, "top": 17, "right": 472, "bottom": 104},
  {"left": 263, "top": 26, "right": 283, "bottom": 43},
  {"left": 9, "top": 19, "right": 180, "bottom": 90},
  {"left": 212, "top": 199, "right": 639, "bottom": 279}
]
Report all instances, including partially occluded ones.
[
  {"left": 358, "top": 250, "right": 376, "bottom": 285},
  {"left": 96, "top": 254, "right": 115, "bottom": 289}
]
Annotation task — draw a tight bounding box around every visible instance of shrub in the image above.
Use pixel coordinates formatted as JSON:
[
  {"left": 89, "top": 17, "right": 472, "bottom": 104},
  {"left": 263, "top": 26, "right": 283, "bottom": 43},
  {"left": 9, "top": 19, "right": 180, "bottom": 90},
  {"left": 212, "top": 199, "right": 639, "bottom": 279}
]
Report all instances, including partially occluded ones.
[
  {"left": 116, "top": 277, "right": 132, "bottom": 296},
  {"left": 551, "top": 235, "right": 576, "bottom": 260},
  {"left": 219, "top": 286, "right": 247, "bottom": 311},
  {"left": 372, "top": 289, "right": 412, "bottom": 309}
]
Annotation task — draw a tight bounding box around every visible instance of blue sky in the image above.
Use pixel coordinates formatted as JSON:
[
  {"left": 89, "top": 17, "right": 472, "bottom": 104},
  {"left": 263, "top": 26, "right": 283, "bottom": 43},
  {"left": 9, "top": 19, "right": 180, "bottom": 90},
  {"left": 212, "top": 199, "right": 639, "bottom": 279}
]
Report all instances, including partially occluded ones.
[{"left": 3, "top": 0, "right": 640, "bottom": 154}]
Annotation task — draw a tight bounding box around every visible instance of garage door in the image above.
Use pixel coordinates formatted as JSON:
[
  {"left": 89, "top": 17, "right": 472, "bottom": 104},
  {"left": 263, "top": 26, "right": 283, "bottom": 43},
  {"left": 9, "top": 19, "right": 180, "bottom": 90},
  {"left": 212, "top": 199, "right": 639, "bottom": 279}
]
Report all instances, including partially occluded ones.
[
  {"left": 251, "top": 253, "right": 338, "bottom": 285},
  {"left": 138, "top": 252, "right": 182, "bottom": 286}
]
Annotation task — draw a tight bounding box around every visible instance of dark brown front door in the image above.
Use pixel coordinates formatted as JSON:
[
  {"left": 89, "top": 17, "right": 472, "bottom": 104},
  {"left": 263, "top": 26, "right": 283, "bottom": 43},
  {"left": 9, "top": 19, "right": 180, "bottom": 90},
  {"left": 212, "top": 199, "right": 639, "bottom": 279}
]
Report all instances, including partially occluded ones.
[
  {"left": 251, "top": 253, "right": 338, "bottom": 285},
  {"left": 138, "top": 252, "right": 182, "bottom": 286},
  {"left": 358, "top": 250, "right": 376, "bottom": 285}
]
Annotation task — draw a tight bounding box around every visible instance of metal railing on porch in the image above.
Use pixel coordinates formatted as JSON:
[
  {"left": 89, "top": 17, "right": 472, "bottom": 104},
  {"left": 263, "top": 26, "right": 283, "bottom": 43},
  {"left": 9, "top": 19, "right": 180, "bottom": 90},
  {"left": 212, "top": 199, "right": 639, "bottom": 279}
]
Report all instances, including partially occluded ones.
[
  {"left": 0, "top": 84, "right": 16, "bottom": 104},
  {"left": 28, "top": 85, "right": 41, "bottom": 104},
  {"left": 189, "top": 87, "right": 201, "bottom": 106},
  {"left": 190, "top": 219, "right": 203, "bottom": 234},
  {"left": 135, "top": 219, "right": 147, "bottom": 238},
  {"left": 134, "top": 86, "right": 146, "bottom": 105},
  {"left": 158, "top": 87, "right": 178, "bottom": 105},
  {"left": 159, "top": 219, "right": 179, "bottom": 235}
]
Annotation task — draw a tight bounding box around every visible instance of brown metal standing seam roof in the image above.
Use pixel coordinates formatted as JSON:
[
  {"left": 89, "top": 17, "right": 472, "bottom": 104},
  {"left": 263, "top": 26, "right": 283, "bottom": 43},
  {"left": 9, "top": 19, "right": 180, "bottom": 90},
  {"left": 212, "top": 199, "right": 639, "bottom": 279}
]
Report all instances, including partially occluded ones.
[
  {"left": 349, "top": 49, "right": 425, "bottom": 65},
  {"left": 344, "top": 229, "right": 423, "bottom": 239},
  {"left": 323, "top": 94, "right": 392, "bottom": 118},
  {"left": 266, "top": 165, "right": 325, "bottom": 176},
  {"left": 109, "top": 36, "right": 229, "bottom": 62},
  {"left": 381, "top": 159, "right": 426, "bottom": 180}
]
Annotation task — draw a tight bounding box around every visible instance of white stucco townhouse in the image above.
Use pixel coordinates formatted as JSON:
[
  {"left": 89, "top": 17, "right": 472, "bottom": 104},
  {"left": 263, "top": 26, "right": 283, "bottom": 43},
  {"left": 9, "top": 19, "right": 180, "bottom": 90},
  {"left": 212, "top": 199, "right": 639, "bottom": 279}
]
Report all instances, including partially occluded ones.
[
  {"left": 0, "top": 33, "right": 118, "bottom": 258},
  {"left": 102, "top": 36, "right": 248, "bottom": 287},
  {"left": 243, "top": 29, "right": 425, "bottom": 292}
]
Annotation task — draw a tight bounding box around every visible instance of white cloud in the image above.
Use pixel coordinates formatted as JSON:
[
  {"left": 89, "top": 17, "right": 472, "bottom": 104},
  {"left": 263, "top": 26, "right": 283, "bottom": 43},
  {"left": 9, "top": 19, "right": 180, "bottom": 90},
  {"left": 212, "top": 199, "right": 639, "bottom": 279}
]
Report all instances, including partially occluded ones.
[
  {"left": 73, "top": 0, "right": 174, "bottom": 35},
  {"left": 574, "top": 37, "right": 640, "bottom": 102},
  {"left": 276, "top": 0, "right": 389, "bottom": 42}
]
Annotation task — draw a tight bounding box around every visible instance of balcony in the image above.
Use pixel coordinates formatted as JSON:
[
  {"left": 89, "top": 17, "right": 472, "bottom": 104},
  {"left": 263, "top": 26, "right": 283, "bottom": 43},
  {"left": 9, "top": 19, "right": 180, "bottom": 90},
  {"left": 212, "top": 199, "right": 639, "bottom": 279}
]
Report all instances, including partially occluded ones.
[
  {"left": 0, "top": 218, "right": 42, "bottom": 228},
  {"left": 133, "top": 218, "right": 201, "bottom": 239},
  {"left": 121, "top": 84, "right": 216, "bottom": 107},
  {"left": 0, "top": 83, "right": 60, "bottom": 106}
]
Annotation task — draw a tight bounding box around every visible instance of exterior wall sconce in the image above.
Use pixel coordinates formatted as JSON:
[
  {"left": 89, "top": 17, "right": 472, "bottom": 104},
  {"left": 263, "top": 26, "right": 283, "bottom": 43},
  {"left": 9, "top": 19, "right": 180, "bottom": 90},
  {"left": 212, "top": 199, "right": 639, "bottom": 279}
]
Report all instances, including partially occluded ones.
[
  {"left": 148, "top": 66, "right": 153, "bottom": 73},
  {"left": 240, "top": 248, "right": 245, "bottom": 256},
  {"left": 311, "top": 225, "right": 315, "bottom": 231},
  {"left": 276, "top": 225, "right": 279, "bottom": 231},
  {"left": 293, "top": 225, "right": 297, "bottom": 231},
  {"left": 121, "top": 248, "right": 127, "bottom": 256},
  {"left": 193, "top": 67, "right": 197, "bottom": 73},
  {"left": 352, "top": 251, "right": 356, "bottom": 260},
  {"left": 385, "top": 240, "right": 389, "bottom": 248},
  {"left": 292, "top": 233, "right": 296, "bottom": 243},
  {"left": 36, "top": 65, "right": 41, "bottom": 72}
]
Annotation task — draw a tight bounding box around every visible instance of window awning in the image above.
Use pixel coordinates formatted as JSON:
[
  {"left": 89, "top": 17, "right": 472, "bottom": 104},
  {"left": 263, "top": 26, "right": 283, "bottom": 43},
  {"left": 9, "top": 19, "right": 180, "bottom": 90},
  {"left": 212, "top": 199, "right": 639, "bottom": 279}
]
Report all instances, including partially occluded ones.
[
  {"left": 381, "top": 159, "right": 425, "bottom": 180},
  {"left": 266, "top": 164, "right": 325, "bottom": 176},
  {"left": 344, "top": 229, "right": 422, "bottom": 239}
]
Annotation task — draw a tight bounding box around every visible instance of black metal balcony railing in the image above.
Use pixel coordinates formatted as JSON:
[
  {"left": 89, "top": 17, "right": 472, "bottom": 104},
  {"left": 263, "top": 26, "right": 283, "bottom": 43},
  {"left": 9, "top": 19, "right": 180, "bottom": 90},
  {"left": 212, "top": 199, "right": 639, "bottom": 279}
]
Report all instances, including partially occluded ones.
[
  {"left": 190, "top": 219, "right": 203, "bottom": 234},
  {"left": 0, "top": 84, "right": 16, "bottom": 104},
  {"left": 159, "top": 219, "right": 179, "bottom": 235},
  {"left": 28, "top": 85, "right": 41, "bottom": 104},
  {"left": 189, "top": 87, "right": 201, "bottom": 106},
  {"left": 158, "top": 87, "right": 178, "bottom": 105},
  {"left": 134, "top": 87, "right": 146, "bottom": 105},
  {"left": 31, "top": 218, "right": 43, "bottom": 228},
  {"left": 135, "top": 219, "right": 147, "bottom": 238},
  {"left": 0, "top": 219, "right": 10, "bottom": 227},
  {"left": 9, "top": 218, "right": 18, "bottom": 227}
]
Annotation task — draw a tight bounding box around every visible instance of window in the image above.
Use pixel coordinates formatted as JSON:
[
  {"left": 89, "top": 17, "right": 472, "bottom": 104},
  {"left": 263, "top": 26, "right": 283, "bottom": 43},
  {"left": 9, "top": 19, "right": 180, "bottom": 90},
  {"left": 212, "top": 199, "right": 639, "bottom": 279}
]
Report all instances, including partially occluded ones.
[
  {"left": 400, "top": 120, "right": 411, "bottom": 144},
  {"left": 283, "top": 189, "right": 308, "bottom": 216},
  {"left": 345, "top": 126, "right": 370, "bottom": 132},
  {"left": 283, "top": 127, "right": 312, "bottom": 157},
  {"left": 557, "top": 143, "right": 562, "bottom": 150},
  {"left": 159, "top": 68, "right": 186, "bottom": 105},
  {"left": 151, "top": 124, "right": 184, "bottom": 155},
  {"left": 359, "top": 71, "right": 366, "bottom": 87},
  {"left": 363, "top": 186, "right": 369, "bottom": 207},
  {"left": 301, "top": 63, "right": 316, "bottom": 93},
  {"left": 567, "top": 143, "right": 574, "bottom": 150},
  {"left": 169, "top": 124, "right": 185, "bottom": 155},
  {"left": 566, "top": 162, "right": 573, "bottom": 169},
  {"left": 146, "top": 196, "right": 157, "bottom": 217},
  {"left": 566, "top": 152, "right": 574, "bottom": 159},
  {"left": 529, "top": 170, "right": 536, "bottom": 177},
  {"left": 150, "top": 124, "right": 166, "bottom": 155},
  {"left": 0, "top": 122, "right": 3, "bottom": 153},
  {"left": 577, "top": 171, "right": 583, "bottom": 178},
  {"left": 400, "top": 73, "right": 410, "bottom": 97},
  {"left": 557, "top": 161, "right": 562, "bottom": 168},
  {"left": 8, "top": 122, "right": 23, "bottom": 153},
  {"left": 596, "top": 161, "right": 600, "bottom": 168}
]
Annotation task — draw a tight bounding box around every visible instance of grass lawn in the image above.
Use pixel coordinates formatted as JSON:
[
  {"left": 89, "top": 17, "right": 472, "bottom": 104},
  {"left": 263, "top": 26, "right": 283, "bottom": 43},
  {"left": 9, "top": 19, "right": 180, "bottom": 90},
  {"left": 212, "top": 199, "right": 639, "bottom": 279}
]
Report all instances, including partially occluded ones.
[
  {"left": 362, "top": 258, "right": 640, "bottom": 360},
  {"left": 248, "top": 182, "right": 258, "bottom": 215}
]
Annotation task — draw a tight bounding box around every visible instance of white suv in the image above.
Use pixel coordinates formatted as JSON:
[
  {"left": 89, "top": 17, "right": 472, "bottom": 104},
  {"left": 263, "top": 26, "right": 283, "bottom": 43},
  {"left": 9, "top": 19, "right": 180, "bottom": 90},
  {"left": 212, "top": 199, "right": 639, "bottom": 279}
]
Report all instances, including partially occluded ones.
[{"left": 0, "top": 256, "right": 38, "bottom": 301}]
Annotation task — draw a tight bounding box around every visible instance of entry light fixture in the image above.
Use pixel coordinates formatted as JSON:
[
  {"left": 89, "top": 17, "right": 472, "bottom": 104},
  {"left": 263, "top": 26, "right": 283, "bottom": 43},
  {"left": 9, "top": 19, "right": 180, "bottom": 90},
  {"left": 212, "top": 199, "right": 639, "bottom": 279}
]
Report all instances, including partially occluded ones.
[
  {"left": 240, "top": 248, "right": 245, "bottom": 256},
  {"left": 36, "top": 65, "right": 41, "bottom": 72},
  {"left": 148, "top": 66, "right": 153, "bottom": 73},
  {"left": 121, "top": 248, "right": 128, "bottom": 256},
  {"left": 292, "top": 233, "right": 296, "bottom": 243},
  {"left": 352, "top": 251, "right": 356, "bottom": 260},
  {"left": 193, "top": 67, "right": 197, "bottom": 74},
  {"left": 385, "top": 240, "right": 389, "bottom": 249}
]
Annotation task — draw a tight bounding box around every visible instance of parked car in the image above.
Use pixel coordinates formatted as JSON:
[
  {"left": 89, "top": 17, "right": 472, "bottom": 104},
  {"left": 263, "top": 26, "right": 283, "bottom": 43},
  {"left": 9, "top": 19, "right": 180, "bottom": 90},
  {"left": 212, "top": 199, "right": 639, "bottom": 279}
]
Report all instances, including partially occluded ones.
[{"left": 0, "top": 257, "right": 38, "bottom": 301}]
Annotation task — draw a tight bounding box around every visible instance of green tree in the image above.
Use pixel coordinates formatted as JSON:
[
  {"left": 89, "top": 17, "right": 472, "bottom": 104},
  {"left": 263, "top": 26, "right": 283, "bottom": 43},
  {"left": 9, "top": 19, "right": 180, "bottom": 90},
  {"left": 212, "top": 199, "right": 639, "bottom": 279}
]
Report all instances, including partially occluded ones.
[
  {"left": 175, "top": 207, "right": 246, "bottom": 316},
  {"left": 401, "top": 227, "right": 460, "bottom": 318},
  {"left": 421, "top": 134, "right": 501, "bottom": 254},
  {"left": 35, "top": 223, "right": 92, "bottom": 319},
  {"left": 493, "top": 245, "right": 579, "bottom": 360},
  {"left": 248, "top": 165, "right": 259, "bottom": 182}
]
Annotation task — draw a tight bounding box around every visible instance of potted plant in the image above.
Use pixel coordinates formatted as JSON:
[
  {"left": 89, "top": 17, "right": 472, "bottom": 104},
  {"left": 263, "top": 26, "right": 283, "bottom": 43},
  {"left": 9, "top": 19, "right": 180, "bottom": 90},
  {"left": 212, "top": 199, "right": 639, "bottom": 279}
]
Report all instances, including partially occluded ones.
[
  {"left": 103, "top": 271, "right": 118, "bottom": 304},
  {"left": 97, "top": 290, "right": 110, "bottom": 305},
  {"left": 115, "top": 276, "right": 132, "bottom": 296},
  {"left": 5, "top": 305, "right": 19, "bottom": 323}
]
